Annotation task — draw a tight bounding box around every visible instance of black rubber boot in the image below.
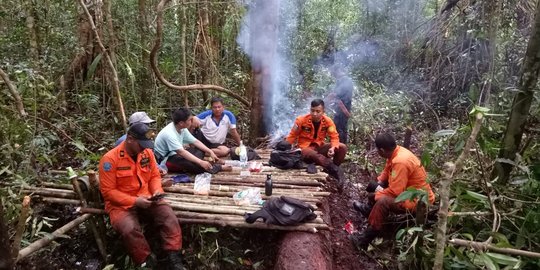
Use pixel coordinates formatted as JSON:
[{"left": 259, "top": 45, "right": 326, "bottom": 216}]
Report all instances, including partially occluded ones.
[
  {"left": 164, "top": 251, "right": 185, "bottom": 270},
  {"left": 352, "top": 201, "right": 373, "bottom": 218},
  {"left": 349, "top": 227, "right": 379, "bottom": 250},
  {"left": 326, "top": 163, "right": 346, "bottom": 192}
]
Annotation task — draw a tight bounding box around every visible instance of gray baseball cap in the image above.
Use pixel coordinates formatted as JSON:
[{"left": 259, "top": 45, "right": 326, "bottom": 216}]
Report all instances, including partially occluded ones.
[{"left": 128, "top": 112, "right": 156, "bottom": 125}]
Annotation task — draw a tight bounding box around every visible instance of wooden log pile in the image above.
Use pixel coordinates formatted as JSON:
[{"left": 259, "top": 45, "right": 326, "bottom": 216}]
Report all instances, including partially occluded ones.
[{"left": 23, "top": 154, "right": 331, "bottom": 233}]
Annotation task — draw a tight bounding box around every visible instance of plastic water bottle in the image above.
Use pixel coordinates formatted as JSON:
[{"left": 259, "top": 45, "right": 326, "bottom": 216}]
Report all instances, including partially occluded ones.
[{"left": 239, "top": 141, "right": 248, "bottom": 167}]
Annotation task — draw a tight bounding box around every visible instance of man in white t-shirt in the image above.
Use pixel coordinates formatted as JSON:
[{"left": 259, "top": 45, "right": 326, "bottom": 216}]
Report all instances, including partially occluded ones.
[
  {"left": 194, "top": 97, "right": 241, "bottom": 157},
  {"left": 155, "top": 107, "right": 220, "bottom": 174}
]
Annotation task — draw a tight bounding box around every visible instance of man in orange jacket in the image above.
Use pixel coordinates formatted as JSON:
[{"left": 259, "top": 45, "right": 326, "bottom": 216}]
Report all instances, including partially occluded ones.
[
  {"left": 350, "top": 132, "right": 435, "bottom": 250},
  {"left": 286, "top": 99, "right": 348, "bottom": 190},
  {"left": 99, "top": 123, "right": 184, "bottom": 269}
]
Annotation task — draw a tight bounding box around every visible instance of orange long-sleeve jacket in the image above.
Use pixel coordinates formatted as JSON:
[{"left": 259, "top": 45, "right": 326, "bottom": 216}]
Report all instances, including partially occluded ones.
[
  {"left": 99, "top": 142, "right": 163, "bottom": 219},
  {"left": 286, "top": 114, "right": 340, "bottom": 149},
  {"left": 375, "top": 146, "right": 435, "bottom": 210}
]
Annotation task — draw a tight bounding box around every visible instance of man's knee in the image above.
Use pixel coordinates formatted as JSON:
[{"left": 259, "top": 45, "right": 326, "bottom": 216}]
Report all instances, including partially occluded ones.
[{"left": 113, "top": 216, "right": 141, "bottom": 236}]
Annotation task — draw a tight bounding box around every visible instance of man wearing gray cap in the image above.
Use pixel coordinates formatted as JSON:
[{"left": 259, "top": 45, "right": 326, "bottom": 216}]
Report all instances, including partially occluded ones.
[
  {"left": 115, "top": 112, "right": 157, "bottom": 146},
  {"left": 114, "top": 112, "right": 172, "bottom": 177}
]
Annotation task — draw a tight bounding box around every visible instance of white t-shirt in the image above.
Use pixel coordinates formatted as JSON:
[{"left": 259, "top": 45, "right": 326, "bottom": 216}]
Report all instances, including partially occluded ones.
[{"left": 197, "top": 110, "right": 237, "bottom": 144}]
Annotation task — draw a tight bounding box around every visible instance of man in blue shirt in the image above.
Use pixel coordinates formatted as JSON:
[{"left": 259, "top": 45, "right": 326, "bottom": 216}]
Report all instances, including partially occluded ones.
[
  {"left": 155, "top": 107, "right": 220, "bottom": 174},
  {"left": 194, "top": 97, "right": 242, "bottom": 157}
]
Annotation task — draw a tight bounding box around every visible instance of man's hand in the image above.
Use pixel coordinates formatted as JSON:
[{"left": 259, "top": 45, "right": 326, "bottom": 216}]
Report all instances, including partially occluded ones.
[
  {"left": 135, "top": 196, "right": 152, "bottom": 209},
  {"left": 158, "top": 166, "right": 167, "bottom": 176},
  {"left": 199, "top": 160, "right": 213, "bottom": 170},
  {"left": 209, "top": 152, "right": 220, "bottom": 163},
  {"left": 327, "top": 147, "right": 335, "bottom": 158}
]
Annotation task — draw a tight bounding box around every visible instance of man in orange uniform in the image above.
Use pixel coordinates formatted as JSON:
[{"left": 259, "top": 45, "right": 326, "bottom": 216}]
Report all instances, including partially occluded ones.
[
  {"left": 99, "top": 123, "right": 184, "bottom": 269},
  {"left": 286, "top": 99, "right": 348, "bottom": 189},
  {"left": 350, "top": 132, "right": 435, "bottom": 250}
]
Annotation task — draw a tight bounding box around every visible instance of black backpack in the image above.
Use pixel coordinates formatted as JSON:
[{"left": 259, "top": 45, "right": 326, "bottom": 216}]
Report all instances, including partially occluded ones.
[
  {"left": 269, "top": 149, "right": 304, "bottom": 170},
  {"left": 244, "top": 196, "right": 317, "bottom": 226}
]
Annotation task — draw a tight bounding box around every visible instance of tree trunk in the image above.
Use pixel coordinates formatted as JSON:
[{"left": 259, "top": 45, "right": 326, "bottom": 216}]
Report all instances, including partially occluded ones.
[
  {"left": 103, "top": 0, "right": 117, "bottom": 65},
  {"left": 57, "top": 0, "right": 99, "bottom": 99},
  {"left": 248, "top": 0, "right": 278, "bottom": 142},
  {"left": 0, "top": 200, "right": 14, "bottom": 270},
  {"left": 180, "top": 0, "right": 189, "bottom": 106},
  {"left": 25, "top": 0, "right": 40, "bottom": 66},
  {"left": 78, "top": 0, "right": 128, "bottom": 129},
  {"left": 493, "top": 0, "right": 540, "bottom": 184},
  {"left": 138, "top": 0, "right": 152, "bottom": 104},
  {"left": 0, "top": 68, "right": 27, "bottom": 117}
]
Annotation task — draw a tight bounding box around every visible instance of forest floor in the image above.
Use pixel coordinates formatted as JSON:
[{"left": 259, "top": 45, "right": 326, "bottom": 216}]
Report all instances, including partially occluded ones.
[{"left": 16, "top": 161, "right": 395, "bottom": 270}]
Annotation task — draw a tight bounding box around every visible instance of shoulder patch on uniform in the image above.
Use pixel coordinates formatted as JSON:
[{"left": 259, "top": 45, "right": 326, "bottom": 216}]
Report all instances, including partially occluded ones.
[
  {"left": 103, "top": 162, "right": 113, "bottom": 172},
  {"left": 328, "top": 126, "right": 336, "bottom": 133},
  {"left": 391, "top": 170, "right": 397, "bottom": 178}
]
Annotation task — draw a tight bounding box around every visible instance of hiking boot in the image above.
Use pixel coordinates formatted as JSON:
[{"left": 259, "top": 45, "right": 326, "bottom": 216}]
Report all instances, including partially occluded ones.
[
  {"left": 326, "top": 164, "right": 346, "bottom": 191},
  {"left": 164, "top": 251, "right": 185, "bottom": 270},
  {"left": 353, "top": 201, "right": 372, "bottom": 218},
  {"left": 348, "top": 227, "right": 379, "bottom": 250}
]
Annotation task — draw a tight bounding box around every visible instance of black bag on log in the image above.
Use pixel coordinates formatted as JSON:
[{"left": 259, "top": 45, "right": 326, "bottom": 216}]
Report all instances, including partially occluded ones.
[
  {"left": 269, "top": 150, "right": 304, "bottom": 170},
  {"left": 244, "top": 196, "right": 317, "bottom": 226}
]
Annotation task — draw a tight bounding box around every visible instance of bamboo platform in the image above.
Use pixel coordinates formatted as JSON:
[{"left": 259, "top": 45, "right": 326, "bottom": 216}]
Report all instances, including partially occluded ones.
[{"left": 24, "top": 149, "right": 332, "bottom": 234}]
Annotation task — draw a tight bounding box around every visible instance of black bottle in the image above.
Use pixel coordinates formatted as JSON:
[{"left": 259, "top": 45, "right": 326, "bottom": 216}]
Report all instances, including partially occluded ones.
[{"left": 265, "top": 174, "right": 273, "bottom": 196}]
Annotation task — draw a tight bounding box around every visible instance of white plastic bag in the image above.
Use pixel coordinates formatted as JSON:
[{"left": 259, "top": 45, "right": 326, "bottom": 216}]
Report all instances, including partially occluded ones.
[
  {"left": 233, "top": 187, "right": 262, "bottom": 206},
  {"left": 194, "top": 173, "right": 212, "bottom": 195}
]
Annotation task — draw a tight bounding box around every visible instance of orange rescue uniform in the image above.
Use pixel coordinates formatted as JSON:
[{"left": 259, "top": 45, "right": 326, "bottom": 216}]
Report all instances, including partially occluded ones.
[
  {"left": 375, "top": 146, "right": 435, "bottom": 210},
  {"left": 286, "top": 114, "right": 340, "bottom": 149},
  {"left": 99, "top": 142, "right": 163, "bottom": 220}
]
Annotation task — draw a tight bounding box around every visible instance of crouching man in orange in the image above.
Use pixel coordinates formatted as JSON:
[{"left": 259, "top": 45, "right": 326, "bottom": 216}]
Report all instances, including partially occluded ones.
[
  {"left": 99, "top": 123, "right": 184, "bottom": 269},
  {"left": 286, "top": 99, "right": 348, "bottom": 191},
  {"left": 350, "top": 132, "right": 435, "bottom": 250}
]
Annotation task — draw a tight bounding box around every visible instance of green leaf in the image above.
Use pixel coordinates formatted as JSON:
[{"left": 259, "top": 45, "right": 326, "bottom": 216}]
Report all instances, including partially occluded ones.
[
  {"left": 86, "top": 53, "right": 103, "bottom": 80},
  {"left": 396, "top": 228, "right": 406, "bottom": 240},
  {"left": 201, "top": 227, "right": 219, "bottom": 233},
  {"left": 479, "top": 253, "right": 499, "bottom": 270},
  {"left": 464, "top": 190, "right": 488, "bottom": 202},
  {"left": 434, "top": 129, "right": 456, "bottom": 137},
  {"left": 252, "top": 260, "right": 263, "bottom": 269},
  {"left": 470, "top": 105, "right": 491, "bottom": 115},
  {"left": 420, "top": 151, "right": 431, "bottom": 168},
  {"left": 101, "top": 264, "right": 115, "bottom": 270},
  {"left": 70, "top": 141, "right": 88, "bottom": 152},
  {"left": 461, "top": 233, "right": 474, "bottom": 241},
  {"left": 486, "top": 252, "right": 519, "bottom": 266}
]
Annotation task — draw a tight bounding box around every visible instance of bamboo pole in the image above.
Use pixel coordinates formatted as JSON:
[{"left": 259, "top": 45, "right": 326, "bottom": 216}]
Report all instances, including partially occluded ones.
[
  {"left": 87, "top": 170, "right": 108, "bottom": 249},
  {"left": 177, "top": 219, "right": 328, "bottom": 232},
  {"left": 42, "top": 197, "right": 81, "bottom": 205},
  {"left": 174, "top": 183, "right": 327, "bottom": 195},
  {"left": 18, "top": 214, "right": 92, "bottom": 260},
  {"left": 22, "top": 189, "right": 77, "bottom": 199},
  {"left": 165, "top": 194, "right": 318, "bottom": 210},
  {"left": 163, "top": 186, "right": 324, "bottom": 202},
  {"left": 71, "top": 178, "right": 107, "bottom": 262},
  {"left": 12, "top": 196, "right": 31, "bottom": 261}
]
